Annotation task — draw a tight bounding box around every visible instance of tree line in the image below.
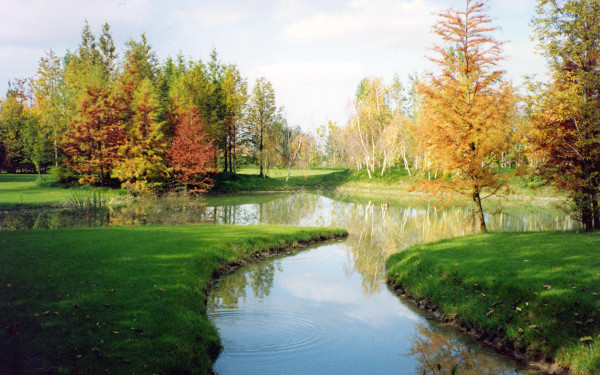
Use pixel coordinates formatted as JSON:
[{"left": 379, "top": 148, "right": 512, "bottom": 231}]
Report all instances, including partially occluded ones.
[{"left": 0, "top": 22, "right": 305, "bottom": 193}]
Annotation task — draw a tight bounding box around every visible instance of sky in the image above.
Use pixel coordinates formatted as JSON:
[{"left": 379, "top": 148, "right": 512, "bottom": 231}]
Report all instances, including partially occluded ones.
[{"left": 0, "top": 0, "right": 546, "bottom": 132}]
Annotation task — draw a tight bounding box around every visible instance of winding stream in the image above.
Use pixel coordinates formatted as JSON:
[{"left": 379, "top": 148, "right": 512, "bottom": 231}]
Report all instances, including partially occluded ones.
[{"left": 205, "top": 192, "right": 576, "bottom": 374}]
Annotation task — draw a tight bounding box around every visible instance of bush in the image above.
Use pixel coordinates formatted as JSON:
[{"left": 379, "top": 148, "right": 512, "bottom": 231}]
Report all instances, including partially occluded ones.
[{"left": 48, "top": 165, "right": 79, "bottom": 184}]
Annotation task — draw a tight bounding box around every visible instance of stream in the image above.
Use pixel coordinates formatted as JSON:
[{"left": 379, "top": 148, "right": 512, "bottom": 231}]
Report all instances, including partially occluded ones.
[{"left": 204, "top": 192, "right": 575, "bottom": 374}]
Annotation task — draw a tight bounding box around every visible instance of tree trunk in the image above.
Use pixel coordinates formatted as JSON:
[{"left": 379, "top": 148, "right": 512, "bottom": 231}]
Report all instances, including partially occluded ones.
[
  {"left": 472, "top": 188, "right": 487, "bottom": 233},
  {"left": 592, "top": 194, "right": 600, "bottom": 230},
  {"left": 577, "top": 193, "right": 594, "bottom": 232}
]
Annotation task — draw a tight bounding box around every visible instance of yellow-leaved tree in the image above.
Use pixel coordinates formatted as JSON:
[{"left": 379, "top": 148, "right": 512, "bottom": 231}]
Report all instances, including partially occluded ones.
[{"left": 416, "top": 0, "right": 515, "bottom": 232}]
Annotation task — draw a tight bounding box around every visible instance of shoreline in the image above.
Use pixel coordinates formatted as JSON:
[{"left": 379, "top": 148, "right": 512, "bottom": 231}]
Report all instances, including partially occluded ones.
[{"left": 386, "top": 279, "right": 568, "bottom": 375}]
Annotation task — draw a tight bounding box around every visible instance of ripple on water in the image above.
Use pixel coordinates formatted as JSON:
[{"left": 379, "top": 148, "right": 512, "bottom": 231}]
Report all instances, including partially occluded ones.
[{"left": 208, "top": 308, "right": 327, "bottom": 358}]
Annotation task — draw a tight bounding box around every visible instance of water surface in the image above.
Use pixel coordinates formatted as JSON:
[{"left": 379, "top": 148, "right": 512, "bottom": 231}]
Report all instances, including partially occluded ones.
[{"left": 206, "top": 192, "right": 573, "bottom": 374}]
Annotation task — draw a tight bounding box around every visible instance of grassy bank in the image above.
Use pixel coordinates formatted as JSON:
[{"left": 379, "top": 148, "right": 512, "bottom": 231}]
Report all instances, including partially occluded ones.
[
  {"left": 211, "top": 167, "right": 563, "bottom": 199},
  {"left": 0, "top": 225, "right": 347, "bottom": 374},
  {"left": 0, "top": 174, "right": 125, "bottom": 209},
  {"left": 386, "top": 232, "right": 600, "bottom": 374},
  {"left": 210, "top": 168, "right": 349, "bottom": 192}
]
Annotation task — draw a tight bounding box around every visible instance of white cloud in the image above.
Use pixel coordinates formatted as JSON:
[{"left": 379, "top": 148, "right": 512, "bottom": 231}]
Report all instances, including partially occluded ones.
[{"left": 282, "top": 0, "right": 439, "bottom": 49}]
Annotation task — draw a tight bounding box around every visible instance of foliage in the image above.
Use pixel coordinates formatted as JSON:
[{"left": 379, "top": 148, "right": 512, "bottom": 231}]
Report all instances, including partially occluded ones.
[
  {"left": 168, "top": 106, "right": 216, "bottom": 193},
  {"left": 415, "top": 0, "right": 516, "bottom": 232},
  {"left": 0, "top": 92, "right": 26, "bottom": 173},
  {"left": 387, "top": 231, "right": 600, "bottom": 375},
  {"left": 113, "top": 79, "right": 170, "bottom": 194},
  {"left": 246, "top": 77, "right": 283, "bottom": 177},
  {"left": 62, "top": 77, "right": 126, "bottom": 186},
  {"left": 528, "top": 0, "right": 600, "bottom": 231}
]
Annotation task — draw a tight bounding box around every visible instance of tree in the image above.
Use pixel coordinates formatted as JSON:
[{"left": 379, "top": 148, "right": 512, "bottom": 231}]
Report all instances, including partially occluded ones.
[
  {"left": 350, "top": 78, "right": 392, "bottom": 179},
  {"left": 112, "top": 79, "right": 169, "bottom": 194},
  {"left": 170, "top": 50, "right": 229, "bottom": 171},
  {"left": 416, "top": 0, "right": 515, "bottom": 232},
  {"left": 62, "top": 78, "right": 126, "bottom": 186},
  {"left": 98, "top": 23, "right": 118, "bottom": 80},
  {"left": 21, "top": 108, "right": 52, "bottom": 174},
  {"left": 119, "top": 33, "right": 159, "bottom": 106},
  {"left": 317, "top": 120, "right": 342, "bottom": 168},
  {"left": 529, "top": 0, "right": 600, "bottom": 231},
  {"left": 32, "top": 49, "right": 66, "bottom": 167},
  {"left": 222, "top": 64, "right": 248, "bottom": 174},
  {"left": 246, "top": 77, "right": 280, "bottom": 177},
  {"left": 168, "top": 106, "right": 216, "bottom": 193},
  {"left": 0, "top": 92, "right": 26, "bottom": 173}
]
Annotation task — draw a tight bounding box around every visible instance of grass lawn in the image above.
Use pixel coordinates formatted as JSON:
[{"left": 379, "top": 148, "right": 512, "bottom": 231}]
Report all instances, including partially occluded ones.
[
  {"left": 210, "top": 168, "right": 350, "bottom": 192},
  {"left": 0, "top": 224, "right": 346, "bottom": 374},
  {"left": 0, "top": 174, "right": 125, "bottom": 209},
  {"left": 386, "top": 231, "right": 600, "bottom": 375}
]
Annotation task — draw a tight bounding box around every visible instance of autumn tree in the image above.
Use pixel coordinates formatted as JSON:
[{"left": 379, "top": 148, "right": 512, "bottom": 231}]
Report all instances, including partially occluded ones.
[
  {"left": 112, "top": 79, "right": 169, "bottom": 194},
  {"left": 168, "top": 106, "right": 216, "bottom": 193},
  {"left": 529, "top": 0, "right": 600, "bottom": 231},
  {"left": 62, "top": 77, "right": 126, "bottom": 186},
  {"left": 111, "top": 35, "right": 169, "bottom": 193},
  {"left": 416, "top": 0, "right": 515, "bottom": 232}
]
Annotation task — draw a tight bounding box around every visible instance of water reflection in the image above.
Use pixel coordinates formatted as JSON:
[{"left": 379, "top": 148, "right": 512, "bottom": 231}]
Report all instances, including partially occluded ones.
[
  {"left": 409, "top": 323, "right": 520, "bottom": 374},
  {"left": 208, "top": 242, "right": 530, "bottom": 375},
  {"left": 0, "top": 194, "right": 209, "bottom": 231},
  {"left": 204, "top": 192, "right": 577, "bottom": 295}
]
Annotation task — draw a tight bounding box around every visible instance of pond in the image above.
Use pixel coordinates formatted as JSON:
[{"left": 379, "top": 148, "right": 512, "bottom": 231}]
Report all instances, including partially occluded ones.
[{"left": 2, "top": 191, "right": 576, "bottom": 374}]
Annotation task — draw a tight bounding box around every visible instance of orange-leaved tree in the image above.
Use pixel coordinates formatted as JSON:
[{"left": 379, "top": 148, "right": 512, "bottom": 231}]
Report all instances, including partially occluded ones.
[
  {"left": 168, "top": 106, "right": 216, "bottom": 194},
  {"left": 62, "top": 78, "right": 126, "bottom": 186},
  {"left": 416, "top": 0, "right": 515, "bottom": 232}
]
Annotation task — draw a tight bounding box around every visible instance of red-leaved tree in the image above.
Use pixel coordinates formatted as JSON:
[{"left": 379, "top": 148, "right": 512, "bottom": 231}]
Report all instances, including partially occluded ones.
[
  {"left": 168, "top": 106, "right": 216, "bottom": 193},
  {"left": 63, "top": 80, "right": 126, "bottom": 186}
]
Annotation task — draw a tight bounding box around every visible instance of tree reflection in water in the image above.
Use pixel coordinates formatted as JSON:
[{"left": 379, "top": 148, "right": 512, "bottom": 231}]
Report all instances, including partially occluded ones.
[
  {"left": 208, "top": 261, "right": 281, "bottom": 307},
  {"left": 409, "top": 323, "right": 517, "bottom": 375}
]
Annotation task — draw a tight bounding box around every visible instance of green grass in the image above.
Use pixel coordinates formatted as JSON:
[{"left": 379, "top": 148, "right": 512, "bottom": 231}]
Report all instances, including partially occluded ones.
[
  {"left": 210, "top": 168, "right": 350, "bottom": 192},
  {"left": 212, "top": 167, "right": 565, "bottom": 200},
  {"left": 0, "top": 224, "right": 347, "bottom": 374},
  {"left": 0, "top": 174, "right": 126, "bottom": 209},
  {"left": 386, "top": 231, "right": 600, "bottom": 374}
]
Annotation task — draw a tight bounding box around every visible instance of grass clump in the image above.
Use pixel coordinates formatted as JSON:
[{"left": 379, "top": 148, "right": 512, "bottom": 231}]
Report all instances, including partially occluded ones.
[
  {"left": 386, "top": 231, "right": 600, "bottom": 374},
  {"left": 0, "top": 224, "right": 346, "bottom": 374}
]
